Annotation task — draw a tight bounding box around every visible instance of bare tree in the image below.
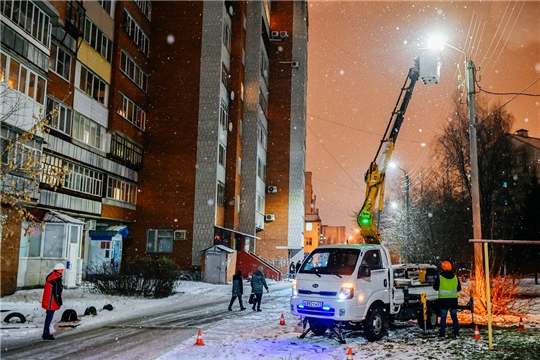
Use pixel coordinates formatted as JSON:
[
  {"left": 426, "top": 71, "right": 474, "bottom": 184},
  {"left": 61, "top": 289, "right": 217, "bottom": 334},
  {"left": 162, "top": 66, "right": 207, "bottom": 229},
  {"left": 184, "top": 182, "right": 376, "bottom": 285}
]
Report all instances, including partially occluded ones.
[{"left": 1, "top": 87, "right": 69, "bottom": 241}]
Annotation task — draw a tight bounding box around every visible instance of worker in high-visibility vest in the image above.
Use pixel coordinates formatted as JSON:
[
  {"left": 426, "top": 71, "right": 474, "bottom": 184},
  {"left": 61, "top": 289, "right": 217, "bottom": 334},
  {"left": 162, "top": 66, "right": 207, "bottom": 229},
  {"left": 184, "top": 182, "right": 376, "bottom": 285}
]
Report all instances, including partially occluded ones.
[{"left": 433, "top": 260, "right": 462, "bottom": 338}]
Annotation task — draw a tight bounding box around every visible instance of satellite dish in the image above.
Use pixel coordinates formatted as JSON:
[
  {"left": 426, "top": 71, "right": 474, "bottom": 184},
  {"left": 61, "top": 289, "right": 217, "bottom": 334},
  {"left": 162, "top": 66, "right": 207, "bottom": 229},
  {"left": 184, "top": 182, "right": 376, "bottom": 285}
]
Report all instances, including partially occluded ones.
[
  {"left": 230, "top": 91, "right": 235, "bottom": 100},
  {"left": 229, "top": 6, "right": 234, "bottom": 16},
  {"left": 228, "top": 122, "right": 233, "bottom": 132}
]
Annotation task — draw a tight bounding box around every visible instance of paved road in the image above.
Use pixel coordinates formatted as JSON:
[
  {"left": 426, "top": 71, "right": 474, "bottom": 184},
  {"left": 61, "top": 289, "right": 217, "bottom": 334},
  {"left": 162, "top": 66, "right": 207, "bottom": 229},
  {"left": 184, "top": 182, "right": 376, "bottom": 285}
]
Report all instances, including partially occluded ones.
[{"left": 0, "top": 283, "right": 292, "bottom": 360}]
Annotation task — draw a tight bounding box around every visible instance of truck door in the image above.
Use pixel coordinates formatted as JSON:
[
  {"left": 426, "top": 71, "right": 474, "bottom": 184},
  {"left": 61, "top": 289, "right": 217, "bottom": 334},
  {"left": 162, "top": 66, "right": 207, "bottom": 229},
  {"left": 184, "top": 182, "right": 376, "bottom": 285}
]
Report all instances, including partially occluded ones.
[{"left": 357, "top": 249, "right": 389, "bottom": 312}]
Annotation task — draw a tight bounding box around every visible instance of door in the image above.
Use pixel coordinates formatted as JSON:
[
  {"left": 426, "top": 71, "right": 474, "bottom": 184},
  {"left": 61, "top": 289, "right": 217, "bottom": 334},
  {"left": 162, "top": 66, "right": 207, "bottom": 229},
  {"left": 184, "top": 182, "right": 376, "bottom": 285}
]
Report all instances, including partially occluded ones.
[
  {"left": 111, "top": 236, "right": 122, "bottom": 272},
  {"left": 65, "top": 225, "right": 81, "bottom": 288},
  {"left": 205, "top": 251, "right": 221, "bottom": 284},
  {"left": 356, "top": 249, "right": 389, "bottom": 314}
]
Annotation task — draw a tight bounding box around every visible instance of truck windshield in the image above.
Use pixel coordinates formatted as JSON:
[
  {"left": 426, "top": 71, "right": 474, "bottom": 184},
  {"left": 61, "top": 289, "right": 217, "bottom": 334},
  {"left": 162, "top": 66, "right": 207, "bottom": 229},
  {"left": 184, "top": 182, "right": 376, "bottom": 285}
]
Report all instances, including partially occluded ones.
[{"left": 299, "top": 248, "right": 360, "bottom": 276}]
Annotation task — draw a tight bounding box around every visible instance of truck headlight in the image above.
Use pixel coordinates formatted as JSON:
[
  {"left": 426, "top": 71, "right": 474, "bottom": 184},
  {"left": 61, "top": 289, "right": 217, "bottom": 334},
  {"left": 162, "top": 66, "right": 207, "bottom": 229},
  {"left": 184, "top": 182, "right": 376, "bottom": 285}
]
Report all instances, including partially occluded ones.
[
  {"left": 292, "top": 279, "right": 298, "bottom": 296},
  {"left": 338, "top": 282, "right": 354, "bottom": 300}
]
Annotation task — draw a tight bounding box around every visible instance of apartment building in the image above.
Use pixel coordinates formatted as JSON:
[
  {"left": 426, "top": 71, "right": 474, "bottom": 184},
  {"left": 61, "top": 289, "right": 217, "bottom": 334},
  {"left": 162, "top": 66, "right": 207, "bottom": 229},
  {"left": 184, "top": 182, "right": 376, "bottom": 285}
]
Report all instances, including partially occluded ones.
[{"left": 1, "top": 0, "right": 307, "bottom": 295}]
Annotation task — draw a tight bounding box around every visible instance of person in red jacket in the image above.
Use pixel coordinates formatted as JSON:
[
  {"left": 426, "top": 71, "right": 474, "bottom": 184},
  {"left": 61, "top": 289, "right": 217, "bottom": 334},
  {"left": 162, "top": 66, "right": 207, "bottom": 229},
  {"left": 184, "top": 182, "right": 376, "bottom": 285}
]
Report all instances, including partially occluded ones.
[{"left": 41, "top": 263, "right": 64, "bottom": 341}]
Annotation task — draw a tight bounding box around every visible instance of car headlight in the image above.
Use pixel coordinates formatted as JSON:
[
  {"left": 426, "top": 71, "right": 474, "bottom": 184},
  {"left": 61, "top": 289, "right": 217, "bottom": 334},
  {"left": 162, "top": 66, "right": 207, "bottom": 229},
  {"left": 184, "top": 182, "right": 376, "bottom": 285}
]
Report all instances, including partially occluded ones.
[{"left": 338, "top": 282, "right": 354, "bottom": 300}]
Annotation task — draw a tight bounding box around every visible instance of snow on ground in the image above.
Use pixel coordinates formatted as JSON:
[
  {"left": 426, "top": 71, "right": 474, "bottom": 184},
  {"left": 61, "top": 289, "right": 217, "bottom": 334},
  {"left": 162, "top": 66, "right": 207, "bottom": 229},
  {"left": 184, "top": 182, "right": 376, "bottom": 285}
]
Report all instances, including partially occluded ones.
[{"left": 1, "top": 278, "right": 540, "bottom": 359}]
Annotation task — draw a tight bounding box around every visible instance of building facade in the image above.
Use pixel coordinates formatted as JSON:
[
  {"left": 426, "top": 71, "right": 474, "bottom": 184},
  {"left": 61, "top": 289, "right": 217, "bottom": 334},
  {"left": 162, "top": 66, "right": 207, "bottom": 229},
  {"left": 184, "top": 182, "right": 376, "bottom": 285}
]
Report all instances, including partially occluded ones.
[{"left": 1, "top": 0, "right": 307, "bottom": 296}]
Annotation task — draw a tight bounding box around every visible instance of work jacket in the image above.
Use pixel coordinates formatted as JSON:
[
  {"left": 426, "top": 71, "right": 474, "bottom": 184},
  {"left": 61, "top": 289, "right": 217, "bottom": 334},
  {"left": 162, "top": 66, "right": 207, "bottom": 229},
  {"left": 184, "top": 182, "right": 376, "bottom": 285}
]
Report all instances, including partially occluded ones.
[{"left": 42, "top": 270, "right": 63, "bottom": 311}]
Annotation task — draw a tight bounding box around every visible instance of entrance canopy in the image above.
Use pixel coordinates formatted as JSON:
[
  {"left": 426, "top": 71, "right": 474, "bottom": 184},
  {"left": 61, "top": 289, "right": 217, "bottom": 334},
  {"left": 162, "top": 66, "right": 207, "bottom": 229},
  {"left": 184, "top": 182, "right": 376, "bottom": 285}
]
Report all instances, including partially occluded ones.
[
  {"left": 89, "top": 225, "right": 129, "bottom": 240},
  {"left": 43, "top": 211, "right": 85, "bottom": 225}
]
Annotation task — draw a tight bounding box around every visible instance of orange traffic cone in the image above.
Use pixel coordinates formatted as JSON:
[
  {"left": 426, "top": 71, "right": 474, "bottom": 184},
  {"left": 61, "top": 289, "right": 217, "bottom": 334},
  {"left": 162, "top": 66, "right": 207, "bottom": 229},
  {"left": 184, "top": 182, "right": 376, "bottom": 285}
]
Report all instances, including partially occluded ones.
[
  {"left": 472, "top": 325, "right": 481, "bottom": 340},
  {"left": 518, "top": 317, "right": 525, "bottom": 330},
  {"left": 279, "top": 313, "right": 286, "bottom": 326},
  {"left": 194, "top": 329, "right": 205, "bottom": 346},
  {"left": 346, "top": 347, "right": 354, "bottom": 360}
]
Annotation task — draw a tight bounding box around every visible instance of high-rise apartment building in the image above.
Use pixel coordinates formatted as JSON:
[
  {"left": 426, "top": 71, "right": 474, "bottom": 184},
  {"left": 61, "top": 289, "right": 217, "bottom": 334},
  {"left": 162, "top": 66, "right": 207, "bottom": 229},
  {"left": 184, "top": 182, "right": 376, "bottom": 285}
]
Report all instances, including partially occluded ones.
[{"left": 1, "top": 0, "right": 307, "bottom": 295}]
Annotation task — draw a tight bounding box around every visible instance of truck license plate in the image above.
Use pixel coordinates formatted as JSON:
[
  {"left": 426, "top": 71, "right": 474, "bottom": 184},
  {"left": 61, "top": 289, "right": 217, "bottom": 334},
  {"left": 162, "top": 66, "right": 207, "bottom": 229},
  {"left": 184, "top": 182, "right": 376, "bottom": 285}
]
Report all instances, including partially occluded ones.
[{"left": 303, "top": 301, "right": 322, "bottom": 308}]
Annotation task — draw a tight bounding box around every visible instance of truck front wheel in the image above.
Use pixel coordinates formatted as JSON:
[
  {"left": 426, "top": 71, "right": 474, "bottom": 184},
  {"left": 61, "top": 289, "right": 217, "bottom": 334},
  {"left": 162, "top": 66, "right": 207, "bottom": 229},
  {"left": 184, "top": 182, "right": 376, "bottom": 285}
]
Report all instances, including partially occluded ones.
[
  {"left": 417, "top": 305, "right": 438, "bottom": 329},
  {"left": 363, "top": 305, "right": 386, "bottom": 341}
]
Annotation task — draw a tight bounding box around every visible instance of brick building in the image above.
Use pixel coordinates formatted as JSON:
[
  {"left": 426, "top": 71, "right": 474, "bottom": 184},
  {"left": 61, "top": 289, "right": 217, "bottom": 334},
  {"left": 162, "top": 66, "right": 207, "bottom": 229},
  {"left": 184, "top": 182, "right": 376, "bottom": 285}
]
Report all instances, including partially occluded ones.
[{"left": 1, "top": 0, "right": 307, "bottom": 296}]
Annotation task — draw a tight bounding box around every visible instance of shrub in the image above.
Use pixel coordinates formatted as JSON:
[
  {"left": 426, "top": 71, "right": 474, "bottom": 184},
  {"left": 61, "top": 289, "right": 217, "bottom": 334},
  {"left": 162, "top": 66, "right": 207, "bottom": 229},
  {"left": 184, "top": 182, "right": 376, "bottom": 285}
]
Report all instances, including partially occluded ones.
[{"left": 88, "top": 257, "right": 181, "bottom": 298}]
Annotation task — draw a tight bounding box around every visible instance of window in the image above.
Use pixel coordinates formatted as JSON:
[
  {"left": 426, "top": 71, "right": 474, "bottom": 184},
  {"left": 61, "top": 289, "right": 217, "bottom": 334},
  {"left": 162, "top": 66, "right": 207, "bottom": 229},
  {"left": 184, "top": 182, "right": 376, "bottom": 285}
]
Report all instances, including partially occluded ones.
[
  {"left": 219, "top": 100, "right": 228, "bottom": 130},
  {"left": 306, "top": 223, "right": 313, "bottom": 231},
  {"left": 222, "top": 21, "right": 231, "bottom": 52},
  {"left": 301, "top": 248, "right": 360, "bottom": 276},
  {"left": 1, "top": 22, "right": 49, "bottom": 71},
  {"left": 306, "top": 238, "right": 312, "bottom": 246},
  {"left": 78, "top": 65, "right": 108, "bottom": 105},
  {"left": 2, "top": 51, "right": 46, "bottom": 103},
  {"left": 258, "top": 124, "right": 267, "bottom": 149},
  {"left": 123, "top": 10, "right": 149, "bottom": 56},
  {"left": 83, "top": 18, "right": 113, "bottom": 62},
  {"left": 260, "top": 50, "right": 269, "bottom": 84},
  {"left": 135, "top": 0, "right": 152, "bottom": 20},
  {"left": 237, "top": 157, "right": 241, "bottom": 176},
  {"left": 46, "top": 97, "right": 72, "bottom": 135},
  {"left": 360, "top": 250, "right": 383, "bottom": 270},
  {"left": 117, "top": 93, "right": 146, "bottom": 130},
  {"left": 236, "top": 195, "right": 240, "bottom": 213},
  {"left": 256, "top": 193, "right": 265, "bottom": 214},
  {"left": 221, "top": 63, "right": 229, "bottom": 91},
  {"left": 63, "top": 160, "right": 104, "bottom": 196},
  {"left": 66, "top": 1, "right": 85, "bottom": 36},
  {"left": 147, "top": 229, "right": 173, "bottom": 253},
  {"left": 41, "top": 154, "right": 65, "bottom": 188},
  {"left": 259, "top": 90, "right": 268, "bottom": 117},
  {"left": 42, "top": 223, "right": 65, "bottom": 258},
  {"left": 110, "top": 134, "right": 143, "bottom": 168},
  {"left": 100, "top": 241, "right": 111, "bottom": 258},
  {"left": 1, "top": 0, "right": 51, "bottom": 47},
  {"left": 257, "top": 157, "right": 266, "bottom": 181},
  {"left": 49, "top": 43, "right": 72, "bottom": 80},
  {"left": 107, "top": 176, "right": 137, "bottom": 204},
  {"left": 218, "top": 143, "right": 226, "bottom": 167},
  {"left": 1, "top": 125, "right": 43, "bottom": 173},
  {"left": 217, "top": 182, "right": 225, "bottom": 207},
  {"left": 120, "top": 51, "right": 148, "bottom": 91},
  {"left": 72, "top": 112, "right": 106, "bottom": 150},
  {"left": 96, "top": 0, "right": 112, "bottom": 15}
]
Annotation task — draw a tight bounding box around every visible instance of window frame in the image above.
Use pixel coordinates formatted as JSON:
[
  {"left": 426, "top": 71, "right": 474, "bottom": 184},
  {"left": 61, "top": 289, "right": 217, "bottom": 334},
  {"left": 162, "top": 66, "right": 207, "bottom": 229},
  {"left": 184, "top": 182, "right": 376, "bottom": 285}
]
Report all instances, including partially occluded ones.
[{"left": 146, "top": 229, "right": 173, "bottom": 254}]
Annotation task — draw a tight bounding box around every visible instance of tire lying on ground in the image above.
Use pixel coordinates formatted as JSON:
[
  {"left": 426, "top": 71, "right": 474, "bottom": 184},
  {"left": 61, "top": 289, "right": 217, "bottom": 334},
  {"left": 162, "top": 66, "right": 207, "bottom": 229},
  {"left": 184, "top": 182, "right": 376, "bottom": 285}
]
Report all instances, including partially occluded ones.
[
  {"left": 84, "top": 306, "right": 97, "bottom": 316},
  {"left": 3, "top": 312, "right": 26, "bottom": 324},
  {"left": 103, "top": 304, "right": 114, "bottom": 311},
  {"left": 61, "top": 309, "right": 78, "bottom": 322}
]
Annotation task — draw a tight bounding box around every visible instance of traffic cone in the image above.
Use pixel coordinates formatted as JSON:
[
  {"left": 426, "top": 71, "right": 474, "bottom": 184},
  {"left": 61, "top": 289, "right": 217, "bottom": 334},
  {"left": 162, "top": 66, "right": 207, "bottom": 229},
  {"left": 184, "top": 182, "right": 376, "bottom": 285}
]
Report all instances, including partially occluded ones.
[
  {"left": 279, "top": 313, "right": 286, "bottom": 326},
  {"left": 194, "top": 329, "right": 205, "bottom": 346},
  {"left": 472, "top": 324, "right": 481, "bottom": 340},
  {"left": 346, "top": 347, "right": 354, "bottom": 360},
  {"left": 518, "top": 317, "right": 525, "bottom": 330}
]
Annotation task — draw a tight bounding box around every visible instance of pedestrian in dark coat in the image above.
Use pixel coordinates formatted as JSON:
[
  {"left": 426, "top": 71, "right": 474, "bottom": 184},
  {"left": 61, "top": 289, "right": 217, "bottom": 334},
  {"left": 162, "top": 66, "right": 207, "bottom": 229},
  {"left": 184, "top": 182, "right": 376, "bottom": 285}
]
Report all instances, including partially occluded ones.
[
  {"left": 41, "top": 263, "right": 64, "bottom": 341},
  {"left": 296, "top": 260, "right": 301, "bottom": 273},
  {"left": 250, "top": 266, "right": 269, "bottom": 311},
  {"left": 228, "top": 270, "right": 246, "bottom": 311},
  {"left": 433, "top": 260, "right": 462, "bottom": 338}
]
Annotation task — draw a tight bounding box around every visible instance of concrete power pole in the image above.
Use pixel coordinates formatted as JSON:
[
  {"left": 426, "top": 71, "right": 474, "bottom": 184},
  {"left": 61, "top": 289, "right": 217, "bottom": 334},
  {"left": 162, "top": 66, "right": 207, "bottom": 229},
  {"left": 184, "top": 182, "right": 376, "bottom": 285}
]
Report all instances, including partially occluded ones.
[{"left": 466, "top": 60, "right": 485, "bottom": 305}]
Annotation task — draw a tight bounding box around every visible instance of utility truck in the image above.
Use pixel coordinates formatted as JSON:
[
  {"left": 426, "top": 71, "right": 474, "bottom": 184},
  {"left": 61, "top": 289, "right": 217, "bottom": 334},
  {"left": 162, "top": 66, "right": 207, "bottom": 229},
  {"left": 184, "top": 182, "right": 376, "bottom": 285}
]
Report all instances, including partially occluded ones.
[{"left": 291, "top": 50, "right": 446, "bottom": 343}]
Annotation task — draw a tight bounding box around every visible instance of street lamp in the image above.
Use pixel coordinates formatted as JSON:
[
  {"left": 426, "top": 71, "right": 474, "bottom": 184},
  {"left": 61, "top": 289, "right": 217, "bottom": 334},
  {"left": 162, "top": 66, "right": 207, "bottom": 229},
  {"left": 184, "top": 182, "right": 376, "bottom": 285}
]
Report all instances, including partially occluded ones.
[{"left": 428, "top": 35, "right": 489, "bottom": 348}]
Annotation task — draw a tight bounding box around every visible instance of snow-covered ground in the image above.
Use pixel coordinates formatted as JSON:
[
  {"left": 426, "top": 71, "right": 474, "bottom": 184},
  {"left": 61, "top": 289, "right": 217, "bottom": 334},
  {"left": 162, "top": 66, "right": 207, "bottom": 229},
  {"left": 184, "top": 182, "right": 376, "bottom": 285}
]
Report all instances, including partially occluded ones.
[{"left": 1, "top": 278, "right": 540, "bottom": 359}]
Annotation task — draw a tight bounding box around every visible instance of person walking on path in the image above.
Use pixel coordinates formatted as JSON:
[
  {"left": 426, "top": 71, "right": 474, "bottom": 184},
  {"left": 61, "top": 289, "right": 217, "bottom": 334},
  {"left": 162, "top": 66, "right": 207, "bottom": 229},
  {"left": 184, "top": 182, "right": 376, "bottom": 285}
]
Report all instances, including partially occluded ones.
[
  {"left": 433, "top": 260, "right": 462, "bottom": 338},
  {"left": 289, "top": 262, "right": 296, "bottom": 280},
  {"left": 295, "top": 260, "right": 301, "bottom": 274},
  {"left": 41, "top": 263, "right": 64, "bottom": 341},
  {"left": 250, "top": 266, "right": 269, "bottom": 311},
  {"left": 228, "top": 270, "right": 246, "bottom": 311}
]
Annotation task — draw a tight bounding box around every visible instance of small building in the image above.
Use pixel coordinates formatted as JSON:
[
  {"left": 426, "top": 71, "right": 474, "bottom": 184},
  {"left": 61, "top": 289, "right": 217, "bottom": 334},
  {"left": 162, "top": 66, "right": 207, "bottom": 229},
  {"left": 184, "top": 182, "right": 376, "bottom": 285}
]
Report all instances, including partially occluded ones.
[{"left": 203, "top": 245, "right": 236, "bottom": 284}]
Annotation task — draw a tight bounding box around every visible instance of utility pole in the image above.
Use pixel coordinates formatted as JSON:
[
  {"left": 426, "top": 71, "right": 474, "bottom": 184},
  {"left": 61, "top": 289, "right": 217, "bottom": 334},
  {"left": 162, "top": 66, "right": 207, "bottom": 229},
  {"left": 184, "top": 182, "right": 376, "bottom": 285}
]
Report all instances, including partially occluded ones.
[{"left": 466, "top": 60, "right": 488, "bottom": 318}]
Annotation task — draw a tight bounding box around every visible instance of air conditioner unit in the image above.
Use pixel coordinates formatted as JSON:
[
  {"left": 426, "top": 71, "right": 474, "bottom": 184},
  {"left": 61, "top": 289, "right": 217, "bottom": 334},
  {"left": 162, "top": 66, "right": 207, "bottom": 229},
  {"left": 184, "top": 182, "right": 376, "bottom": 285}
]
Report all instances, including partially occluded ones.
[
  {"left": 267, "top": 186, "right": 278, "bottom": 194},
  {"left": 280, "top": 31, "right": 289, "bottom": 39},
  {"left": 86, "top": 219, "right": 96, "bottom": 230},
  {"left": 265, "top": 214, "right": 275, "bottom": 222},
  {"left": 174, "top": 230, "right": 187, "bottom": 240},
  {"left": 271, "top": 31, "right": 280, "bottom": 39},
  {"left": 291, "top": 61, "right": 299, "bottom": 68}
]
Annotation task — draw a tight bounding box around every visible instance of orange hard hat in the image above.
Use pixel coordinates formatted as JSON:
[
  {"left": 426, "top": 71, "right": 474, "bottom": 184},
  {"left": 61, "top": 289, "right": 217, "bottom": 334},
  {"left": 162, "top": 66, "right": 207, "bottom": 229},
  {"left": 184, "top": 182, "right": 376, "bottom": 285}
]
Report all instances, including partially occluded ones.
[{"left": 441, "top": 261, "right": 452, "bottom": 271}]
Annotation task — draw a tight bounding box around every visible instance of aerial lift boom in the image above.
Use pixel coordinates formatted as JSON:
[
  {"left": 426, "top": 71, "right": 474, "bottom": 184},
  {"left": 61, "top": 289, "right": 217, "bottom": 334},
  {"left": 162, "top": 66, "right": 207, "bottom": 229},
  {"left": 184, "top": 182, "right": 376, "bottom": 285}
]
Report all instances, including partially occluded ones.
[{"left": 358, "top": 52, "right": 441, "bottom": 244}]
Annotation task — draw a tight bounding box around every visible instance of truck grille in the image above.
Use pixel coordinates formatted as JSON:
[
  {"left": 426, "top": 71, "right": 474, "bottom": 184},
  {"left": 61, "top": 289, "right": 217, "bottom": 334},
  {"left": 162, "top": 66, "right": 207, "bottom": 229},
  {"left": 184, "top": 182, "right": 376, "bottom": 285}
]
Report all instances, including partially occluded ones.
[
  {"left": 297, "top": 307, "right": 335, "bottom": 317},
  {"left": 298, "top": 290, "right": 337, "bottom": 296}
]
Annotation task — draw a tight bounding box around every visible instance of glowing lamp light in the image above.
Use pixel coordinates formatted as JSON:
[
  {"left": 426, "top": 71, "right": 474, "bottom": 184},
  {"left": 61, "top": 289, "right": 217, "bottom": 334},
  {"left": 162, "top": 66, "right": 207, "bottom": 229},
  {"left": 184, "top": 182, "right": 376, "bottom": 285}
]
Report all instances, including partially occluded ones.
[{"left": 427, "top": 35, "right": 446, "bottom": 50}]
